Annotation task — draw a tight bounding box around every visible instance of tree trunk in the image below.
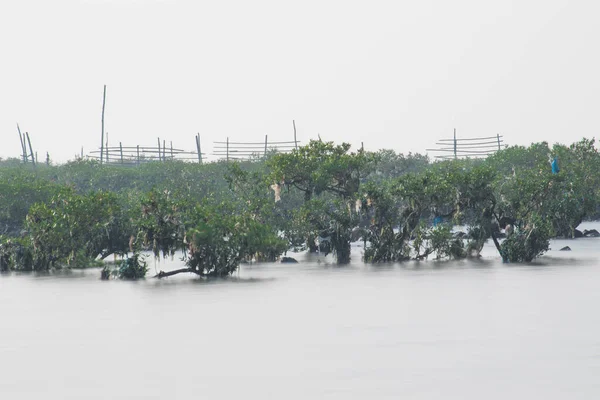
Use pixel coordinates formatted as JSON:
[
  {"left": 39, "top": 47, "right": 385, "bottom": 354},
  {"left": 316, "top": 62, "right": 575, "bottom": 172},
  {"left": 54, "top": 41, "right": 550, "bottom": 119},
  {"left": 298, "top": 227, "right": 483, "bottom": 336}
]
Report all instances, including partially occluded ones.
[{"left": 154, "top": 268, "right": 199, "bottom": 278}]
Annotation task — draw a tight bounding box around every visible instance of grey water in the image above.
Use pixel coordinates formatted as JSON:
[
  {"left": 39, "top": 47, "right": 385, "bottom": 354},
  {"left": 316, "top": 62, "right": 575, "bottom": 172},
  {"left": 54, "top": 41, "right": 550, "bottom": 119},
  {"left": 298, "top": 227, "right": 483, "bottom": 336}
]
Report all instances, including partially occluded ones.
[{"left": 2, "top": 227, "right": 600, "bottom": 399}]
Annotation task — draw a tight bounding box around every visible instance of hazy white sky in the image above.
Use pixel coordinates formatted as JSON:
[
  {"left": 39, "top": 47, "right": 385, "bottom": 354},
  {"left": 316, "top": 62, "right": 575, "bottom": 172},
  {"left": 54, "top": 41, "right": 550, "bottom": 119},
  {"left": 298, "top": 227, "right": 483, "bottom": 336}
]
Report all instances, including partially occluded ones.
[{"left": 1, "top": 0, "right": 598, "bottom": 163}]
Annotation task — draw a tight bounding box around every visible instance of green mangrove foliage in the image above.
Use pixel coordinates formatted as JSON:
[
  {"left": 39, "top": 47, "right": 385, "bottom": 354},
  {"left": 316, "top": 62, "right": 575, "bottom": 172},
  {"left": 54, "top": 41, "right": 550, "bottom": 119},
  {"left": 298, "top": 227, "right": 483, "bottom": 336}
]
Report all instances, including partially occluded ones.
[
  {"left": 268, "top": 140, "right": 374, "bottom": 263},
  {"left": 2, "top": 137, "right": 600, "bottom": 274}
]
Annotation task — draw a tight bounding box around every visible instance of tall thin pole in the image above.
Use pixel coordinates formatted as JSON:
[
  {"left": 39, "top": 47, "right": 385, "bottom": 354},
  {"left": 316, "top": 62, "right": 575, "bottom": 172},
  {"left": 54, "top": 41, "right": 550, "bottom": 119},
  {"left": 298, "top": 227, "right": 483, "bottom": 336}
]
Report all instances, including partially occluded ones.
[
  {"left": 293, "top": 120, "right": 298, "bottom": 150},
  {"left": 195, "top": 133, "right": 202, "bottom": 164},
  {"left": 137, "top": 145, "right": 140, "bottom": 165},
  {"left": 497, "top": 134, "right": 501, "bottom": 151},
  {"left": 170, "top": 141, "right": 173, "bottom": 160},
  {"left": 26, "top": 132, "right": 36, "bottom": 168},
  {"left": 453, "top": 128, "right": 457, "bottom": 160},
  {"left": 17, "top": 123, "right": 27, "bottom": 163},
  {"left": 226, "top": 137, "right": 229, "bottom": 162},
  {"left": 264, "top": 134, "right": 268, "bottom": 157},
  {"left": 157, "top": 137, "right": 161, "bottom": 161},
  {"left": 119, "top": 142, "right": 124, "bottom": 164},
  {"left": 100, "top": 85, "right": 106, "bottom": 165}
]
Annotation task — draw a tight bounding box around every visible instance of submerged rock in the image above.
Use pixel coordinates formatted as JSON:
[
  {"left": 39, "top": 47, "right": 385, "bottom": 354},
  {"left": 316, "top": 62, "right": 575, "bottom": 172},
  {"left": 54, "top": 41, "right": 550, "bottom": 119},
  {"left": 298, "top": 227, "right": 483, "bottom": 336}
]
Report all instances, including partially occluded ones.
[
  {"left": 559, "top": 246, "right": 572, "bottom": 251},
  {"left": 281, "top": 257, "right": 299, "bottom": 264}
]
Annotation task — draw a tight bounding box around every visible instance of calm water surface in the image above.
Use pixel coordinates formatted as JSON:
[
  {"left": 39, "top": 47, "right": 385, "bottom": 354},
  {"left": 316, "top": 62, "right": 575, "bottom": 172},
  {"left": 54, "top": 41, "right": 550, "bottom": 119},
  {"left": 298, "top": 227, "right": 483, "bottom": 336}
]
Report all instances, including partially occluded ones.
[{"left": 2, "top": 230, "right": 600, "bottom": 399}]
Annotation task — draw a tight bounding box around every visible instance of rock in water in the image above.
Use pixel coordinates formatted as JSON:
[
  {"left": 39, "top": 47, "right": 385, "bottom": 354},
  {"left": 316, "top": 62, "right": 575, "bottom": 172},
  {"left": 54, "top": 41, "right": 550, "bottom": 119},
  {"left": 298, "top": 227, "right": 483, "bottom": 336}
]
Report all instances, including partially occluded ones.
[
  {"left": 281, "top": 257, "right": 298, "bottom": 264},
  {"left": 559, "top": 246, "right": 572, "bottom": 251}
]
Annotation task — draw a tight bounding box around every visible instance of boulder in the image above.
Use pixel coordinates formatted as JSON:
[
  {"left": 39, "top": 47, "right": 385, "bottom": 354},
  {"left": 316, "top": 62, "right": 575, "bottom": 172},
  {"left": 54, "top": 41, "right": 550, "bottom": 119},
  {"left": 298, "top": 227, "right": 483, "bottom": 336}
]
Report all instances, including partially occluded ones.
[
  {"left": 281, "top": 257, "right": 298, "bottom": 264},
  {"left": 559, "top": 246, "right": 571, "bottom": 251},
  {"left": 574, "top": 229, "right": 584, "bottom": 238}
]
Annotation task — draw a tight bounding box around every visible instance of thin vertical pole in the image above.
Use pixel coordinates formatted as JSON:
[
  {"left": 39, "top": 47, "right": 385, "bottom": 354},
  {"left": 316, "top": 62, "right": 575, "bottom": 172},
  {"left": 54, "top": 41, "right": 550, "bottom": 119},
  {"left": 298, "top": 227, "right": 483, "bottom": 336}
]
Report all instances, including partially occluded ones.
[
  {"left": 293, "top": 120, "right": 297, "bottom": 150},
  {"left": 157, "top": 137, "right": 161, "bottom": 161},
  {"left": 170, "top": 141, "right": 173, "bottom": 160},
  {"left": 137, "top": 145, "right": 140, "bottom": 165},
  {"left": 453, "top": 128, "right": 457, "bottom": 160},
  {"left": 26, "top": 132, "right": 36, "bottom": 168},
  {"left": 17, "top": 123, "right": 27, "bottom": 163},
  {"left": 100, "top": 85, "right": 106, "bottom": 165},
  {"left": 264, "top": 134, "right": 268, "bottom": 157},
  {"left": 195, "top": 133, "right": 202, "bottom": 163},
  {"left": 497, "top": 134, "right": 501, "bottom": 151},
  {"left": 119, "top": 142, "right": 124, "bottom": 164},
  {"left": 81, "top": 147, "right": 83, "bottom": 159},
  {"left": 361, "top": 142, "right": 364, "bottom": 152},
  {"left": 163, "top": 140, "right": 166, "bottom": 161},
  {"left": 226, "top": 137, "right": 229, "bottom": 162}
]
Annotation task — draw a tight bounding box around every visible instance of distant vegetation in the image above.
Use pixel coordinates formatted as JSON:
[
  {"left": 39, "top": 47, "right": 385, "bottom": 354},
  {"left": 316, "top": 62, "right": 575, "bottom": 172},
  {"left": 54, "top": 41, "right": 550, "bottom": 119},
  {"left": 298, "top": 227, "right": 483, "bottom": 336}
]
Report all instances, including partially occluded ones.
[{"left": 1, "top": 138, "right": 599, "bottom": 278}]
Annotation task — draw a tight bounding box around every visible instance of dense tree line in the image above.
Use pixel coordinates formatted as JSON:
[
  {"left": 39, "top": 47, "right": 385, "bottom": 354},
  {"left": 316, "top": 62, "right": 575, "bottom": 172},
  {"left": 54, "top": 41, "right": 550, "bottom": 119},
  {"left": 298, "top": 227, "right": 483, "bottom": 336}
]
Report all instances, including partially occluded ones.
[{"left": 1, "top": 137, "right": 599, "bottom": 278}]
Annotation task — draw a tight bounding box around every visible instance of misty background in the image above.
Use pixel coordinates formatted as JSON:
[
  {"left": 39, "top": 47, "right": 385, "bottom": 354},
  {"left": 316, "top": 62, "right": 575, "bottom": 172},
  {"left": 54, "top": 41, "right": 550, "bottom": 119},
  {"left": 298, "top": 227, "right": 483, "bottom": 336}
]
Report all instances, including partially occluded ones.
[{"left": 1, "top": 0, "right": 598, "bottom": 163}]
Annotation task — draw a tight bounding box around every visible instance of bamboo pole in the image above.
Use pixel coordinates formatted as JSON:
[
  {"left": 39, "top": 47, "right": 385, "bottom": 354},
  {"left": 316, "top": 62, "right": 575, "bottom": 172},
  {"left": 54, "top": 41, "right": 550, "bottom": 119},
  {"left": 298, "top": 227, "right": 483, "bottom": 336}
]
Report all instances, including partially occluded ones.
[
  {"left": 264, "top": 134, "right": 268, "bottom": 157},
  {"left": 119, "top": 142, "right": 124, "bottom": 164},
  {"left": 195, "top": 133, "right": 202, "bottom": 163},
  {"left": 453, "top": 128, "right": 457, "bottom": 159},
  {"left": 16, "top": 123, "right": 27, "bottom": 163},
  {"left": 497, "top": 134, "right": 501, "bottom": 150},
  {"left": 100, "top": 85, "right": 106, "bottom": 165},
  {"left": 157, "top": 137, "right": 161, "bottom": 161},
  {"left": 170, "top": 141, "right": 173, "bottom": 159},
  {"left": 293, "top": 120, "right": 297, "bottom": 149},
  {"left": 26, "top": 132, "right": 36, "bottom": 167}
]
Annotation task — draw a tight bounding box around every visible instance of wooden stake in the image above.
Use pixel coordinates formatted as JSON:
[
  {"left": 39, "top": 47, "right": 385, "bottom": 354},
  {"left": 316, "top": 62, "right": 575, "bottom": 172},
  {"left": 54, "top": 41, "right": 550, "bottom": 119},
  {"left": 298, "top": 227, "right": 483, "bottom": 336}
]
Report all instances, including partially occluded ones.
[
  {"left": 100, "top": 85, "right": 106, "bottom": 165},
  {"left": 195, "top": 133, "right": 202, "bottom": 163},
  {"left": 264, "top": 134, "right": 268, "bottom": 157},
  {"left": 293, "top": 120, "right": 298, "bottom": 150},
  {"left": 26, "top": 132, "right": 36, "bottom": 168},
  {"left": 157, "top": 137, "right": 161, "bottom": 161},
  {"left": 453, "top": 128, "right": 457, "bottom": 159},
  {"left": 17, "top": 123, "right": 27, "bottom": 163}
]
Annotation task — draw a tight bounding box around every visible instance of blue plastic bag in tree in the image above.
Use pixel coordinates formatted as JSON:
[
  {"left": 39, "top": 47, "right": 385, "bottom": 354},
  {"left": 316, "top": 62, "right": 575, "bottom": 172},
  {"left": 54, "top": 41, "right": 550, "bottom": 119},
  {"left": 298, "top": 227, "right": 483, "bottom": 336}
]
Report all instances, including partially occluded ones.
[{"left": 551, "top": 158, "right": 560, "bottom": 174}]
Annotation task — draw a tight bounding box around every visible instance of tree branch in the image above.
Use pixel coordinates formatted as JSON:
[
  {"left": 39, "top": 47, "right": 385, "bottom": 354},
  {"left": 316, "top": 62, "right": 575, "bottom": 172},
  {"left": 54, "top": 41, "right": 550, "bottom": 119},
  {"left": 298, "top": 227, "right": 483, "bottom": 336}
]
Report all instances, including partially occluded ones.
[{"left": 154, "top": 268, "right": 200, "bottom": 278}]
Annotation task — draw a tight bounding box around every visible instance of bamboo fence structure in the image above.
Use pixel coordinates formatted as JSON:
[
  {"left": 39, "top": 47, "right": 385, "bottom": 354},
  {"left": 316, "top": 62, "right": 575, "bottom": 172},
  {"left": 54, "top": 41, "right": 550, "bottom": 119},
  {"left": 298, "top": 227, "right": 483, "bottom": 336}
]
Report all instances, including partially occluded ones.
[{"left": 427, "top": 129, "right": 505, "bottom": 159}]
